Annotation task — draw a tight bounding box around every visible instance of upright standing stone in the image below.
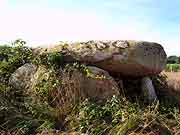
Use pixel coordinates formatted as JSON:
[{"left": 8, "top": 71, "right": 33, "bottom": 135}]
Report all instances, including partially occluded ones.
[{"left": 141, "top": 77, "right": 157, "bottom": 103}]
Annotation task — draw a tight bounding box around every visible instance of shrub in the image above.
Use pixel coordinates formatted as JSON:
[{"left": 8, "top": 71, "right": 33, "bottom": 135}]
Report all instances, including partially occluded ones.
[
  {"left": 0, "top": 39, "right": 33, "bottom": 84},
  {"left": 167, "top": 56, "right": 179, "bottom": 64},
  {"left": 33, "top": 52, "right": 64, "bottom": 69},
  {"left": 0, "top": 40, "right": 57, "bottom": 133}
]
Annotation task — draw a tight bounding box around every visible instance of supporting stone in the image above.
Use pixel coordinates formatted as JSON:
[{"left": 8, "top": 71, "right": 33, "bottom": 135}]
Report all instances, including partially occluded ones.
[{"left": 141, "top": 77, "right": 157, "bottom": 103}]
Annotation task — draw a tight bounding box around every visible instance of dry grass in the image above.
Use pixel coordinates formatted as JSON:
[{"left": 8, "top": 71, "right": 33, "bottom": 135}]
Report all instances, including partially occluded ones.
[
  {"left": 37, "top": 131, "right": 89, "bottom": 135},
  {"left": 50, "top": 70, "right": 86, "bottom": 118},
  {"left": 162, "top": 71, "right": 180, "bottom": 103},
  {"left": 0, "top": 131, "right": 89, "bottom": 135},
  {"left": 164, "top": 72, "right": 180, "bottom": 90}
]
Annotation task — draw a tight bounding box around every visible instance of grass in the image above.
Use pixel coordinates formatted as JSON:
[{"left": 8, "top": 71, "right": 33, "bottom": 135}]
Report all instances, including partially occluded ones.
[
  {"left": 0, "top": 72, "right": 180, "bottom": 134},
  {"left": 165, "top": 64, "right": 180, "bottom": 72},
  {"left": 65, "top": 96, "right": 180, "bottom": 135}
]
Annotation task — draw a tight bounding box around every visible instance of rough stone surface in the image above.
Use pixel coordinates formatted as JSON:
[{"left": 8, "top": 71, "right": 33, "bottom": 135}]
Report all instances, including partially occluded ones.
[
  {"left": 9, "top": 64, "right": 120, "bottom": 113},
  {"left": 32, "top": 65, "right": 120, "bottom": 101},
  {"left": 9, "top": 63, "right": 37, "bottom": 90},
  {"left": 46, "top": 40, "right": 167, "bottom": 77},
  {"left": 141, "top": 77, "right": 157, "bottom": 102},
  {"left": 51, "top": 66, "right": 120, "bottom": 113},
  {"left": 31, "top": 65, "right": 51, "bottom": 93},
  {"left": 82, "top": 66, "right": 120, "bottom": 100}
]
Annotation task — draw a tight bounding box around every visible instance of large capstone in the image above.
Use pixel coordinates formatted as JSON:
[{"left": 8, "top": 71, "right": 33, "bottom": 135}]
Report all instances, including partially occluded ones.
[{"left": 45, "top": 40, "right": 167, "bottom": 77}]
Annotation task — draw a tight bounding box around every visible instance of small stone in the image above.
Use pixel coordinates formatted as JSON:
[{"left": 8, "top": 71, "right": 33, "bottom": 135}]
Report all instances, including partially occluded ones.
[
  {"left": 113, "top": 40, "right": 129, "bottom": 48},
  {"left": 95, "top": 41, "right": 107, "bottom": 50}
]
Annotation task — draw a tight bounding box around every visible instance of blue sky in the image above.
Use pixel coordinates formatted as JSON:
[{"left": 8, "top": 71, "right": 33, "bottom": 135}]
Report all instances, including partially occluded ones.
[{"left": 0, "top": 0, "right": 180, "bottom": 55}]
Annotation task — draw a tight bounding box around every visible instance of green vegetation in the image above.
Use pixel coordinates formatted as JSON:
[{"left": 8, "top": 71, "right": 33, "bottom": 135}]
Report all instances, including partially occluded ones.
[
  {"left": 165, "top": 64, "right": 180, "bottom": 72},
  {"left": 165, "top": 55, "right": 180, "bottom": 72},
  {"left": 167, "top": 55, "right": 180, "bottom": 64},
  {"left": 33, "top": 51, "right": 64, "bottom": 69},
  {"left": 66, "top": 97, "right": 180, "bottom": 134},
  {"left": 0, "top": 40, "right": 180, "bottom": 134},
  {"left": 0, "top": 39, "right": 32, "bottom": 86},
  {"left": 164, "top": 55, "right": 180, "bottom": 72},
  {"left": 0, "top": 39, "right": 57, "bottom": 133}
]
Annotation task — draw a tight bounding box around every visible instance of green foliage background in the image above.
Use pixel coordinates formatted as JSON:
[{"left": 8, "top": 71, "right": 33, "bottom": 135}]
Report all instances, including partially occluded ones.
[{"left": 167, "top": 56, "right": 180, "bottom": 64}]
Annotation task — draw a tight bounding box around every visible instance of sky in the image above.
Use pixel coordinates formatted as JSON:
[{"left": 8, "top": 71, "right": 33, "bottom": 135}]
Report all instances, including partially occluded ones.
[{"left": 0, "top": 0, "right": 180, "bottom": 55}]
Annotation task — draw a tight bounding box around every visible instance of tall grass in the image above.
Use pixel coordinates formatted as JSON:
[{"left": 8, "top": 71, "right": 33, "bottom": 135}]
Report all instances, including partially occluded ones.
[{"left": 65, "top": 96, "right": 180, "bottom": 135}]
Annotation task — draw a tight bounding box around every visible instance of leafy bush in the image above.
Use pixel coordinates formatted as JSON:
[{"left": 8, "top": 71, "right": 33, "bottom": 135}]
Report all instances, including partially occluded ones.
[
  {"left": 33, "top": 52, "right": 64, "bottom": 69},
  {"left": 0, "top": 39, "right": 33, "bottom": 84},
  {"left": 0, "top": 40, "right": 58, "bottom": 133}
]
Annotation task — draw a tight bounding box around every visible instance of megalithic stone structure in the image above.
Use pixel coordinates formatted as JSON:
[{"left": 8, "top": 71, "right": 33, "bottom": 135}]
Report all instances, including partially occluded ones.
[{"left": 46, "top": 40, "right": 167, "bottom": 77}]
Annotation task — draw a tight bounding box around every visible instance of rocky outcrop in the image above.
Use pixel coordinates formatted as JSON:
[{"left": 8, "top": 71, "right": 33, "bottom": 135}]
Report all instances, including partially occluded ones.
[{"left": 46, "top": 40, "right": 167, "bottom": 77}]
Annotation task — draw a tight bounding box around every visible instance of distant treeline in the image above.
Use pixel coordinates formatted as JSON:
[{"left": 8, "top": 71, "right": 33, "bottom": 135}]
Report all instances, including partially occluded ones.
[{"left": 167, "top": 56, "right": 180, "bottom": 64}]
